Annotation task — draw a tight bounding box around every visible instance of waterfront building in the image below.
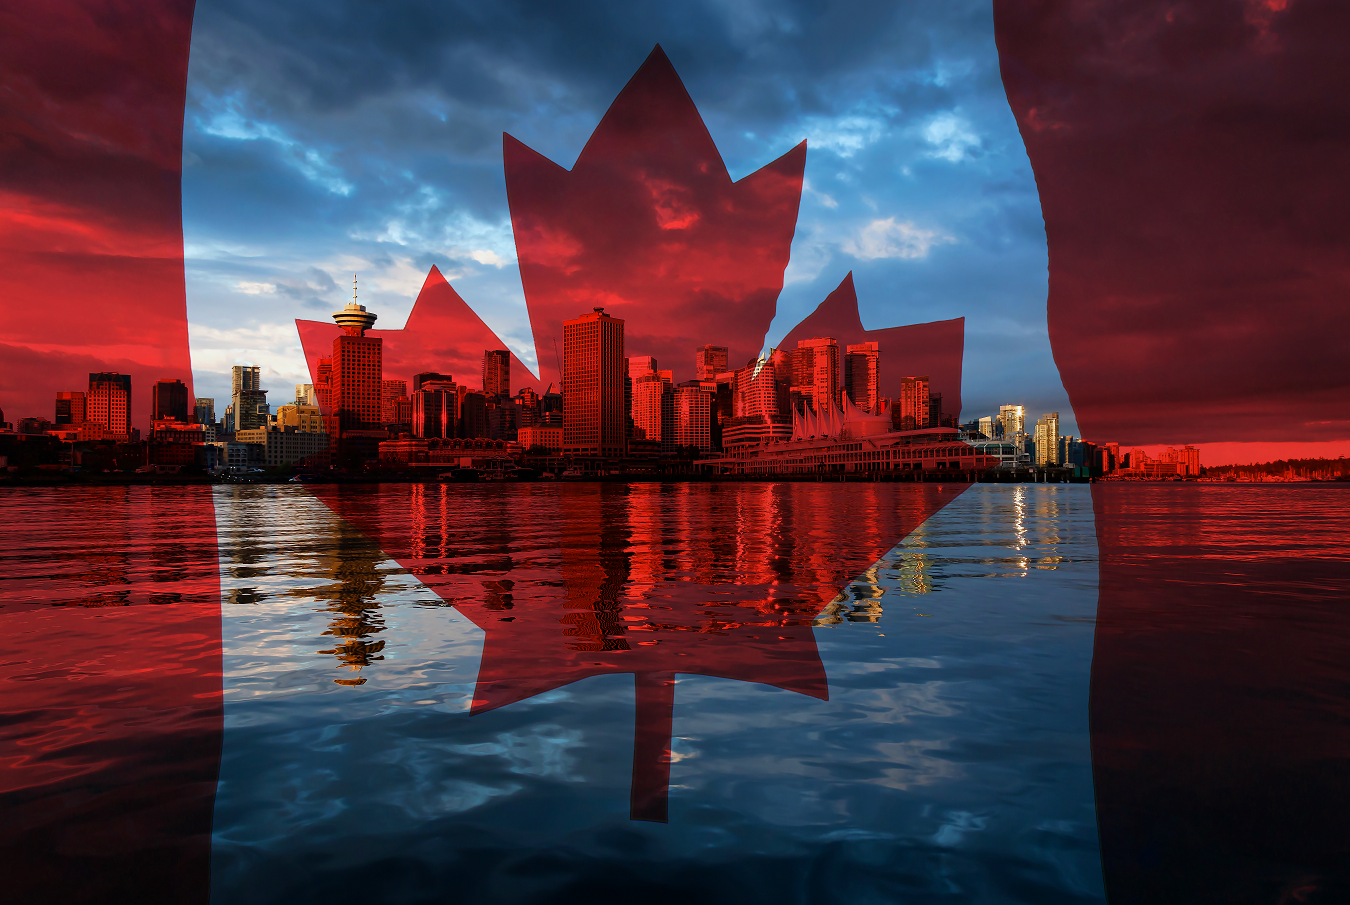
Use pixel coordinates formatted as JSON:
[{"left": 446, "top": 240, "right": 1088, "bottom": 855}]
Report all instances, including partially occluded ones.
[
  {"left": 519, "top": 425, "right": 564, "bottom": 453},
  {"left": 563, "top": 307, "right": 626, "bottom": 458},
  {"left": 55, "top": 390, "right": 86, "bottom": 426},
  {"left": 330, "top": 280, "right": 382, "bottom": 433},
  {"left": 694, "top": 344, "right": 728, "bottom": 381},
  {"left": 87, "top": 372, "right": 132, "bottom": 438},
  {"left": 482, "top": 349, "right": 511, "bottom": 397},
  {"left": 843, "top": 342, "right": 880, "bottom": 414},
  {"left": 275, "top": 404, "right": 324, "bottom": 433},
  {"left": 234, "top": 426, "right": 330, "bottom": 468}
]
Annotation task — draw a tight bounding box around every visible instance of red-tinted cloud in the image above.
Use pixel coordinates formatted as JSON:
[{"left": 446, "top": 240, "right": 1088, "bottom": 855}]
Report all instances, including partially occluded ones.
[
  {"left": 995, "top": 0, "right": 1350, "bottom": 446},
  {"left": 0, "top": 0, "right": 199, "bottom": 430},
  {"left": 504, "top": 45, "right": 806, "bottom": 385}
]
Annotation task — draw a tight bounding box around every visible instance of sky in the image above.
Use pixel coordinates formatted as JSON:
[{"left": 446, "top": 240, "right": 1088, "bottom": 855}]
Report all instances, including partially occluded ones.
[{"left": 181, "top": 0, "right": 1075, "bottom": 435}]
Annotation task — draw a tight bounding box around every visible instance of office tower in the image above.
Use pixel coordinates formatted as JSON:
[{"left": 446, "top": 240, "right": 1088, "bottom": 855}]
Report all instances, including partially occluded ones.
[
  {"left": 563, "top": 307, "right": 626, "bottom": 457},
  {"left": 482, "top": 349, "right": 511, "bottom": 397},
  {"left": 55, "top": 391, "right": 86, "bottom": 425},
  {"left": 694, "top": 345, "right": 729, "bottom": 381},
  {"left": 724, "top": 353, "right": 792, "bottom": 447},
  {"left": 151, "top": 378, "right": 190, "bottom": 422},
  {"left": 540, "top": 387, "right": 564, "bottom": 426},
  {"left": 229, "top": 365, "right": 268, "bottom": 432},
  {"left": 978, "top": 415, "right": 994, "bottom": 438},
  {"left": 674, "top": 383, "right": 713, "bottom": 451},
  {"left": 843, "top": 342, "right": 879, "bottom": 413},
  {"left": 195, "top": 397, "right": 215, "bottom": 426},
  {"left": 87, "top": 372, "right": 132, "bottom": 436},
  {"left": 892, "top": 376, "right": 930, "bottom": 431},
  {"left": 295, "top": 384, "right": 316, "bottom": 406},
  {"left": 1033, "top": 412, "right": 1061, "bottom": 466},
  {"left": 330, "top": 286, "right": 381, "bottom": 433},
  {"left": 411, "top": 386, "right": 456, "bottom": 439},
  {"left": 999, "top": 404, "right": 1026, "bottom": 437},
  {"left": 380, "top": 379, "right": 408, "bottom": 424},
  {"left": 794, "top": 337, "right": 839, "bottom": 414}
]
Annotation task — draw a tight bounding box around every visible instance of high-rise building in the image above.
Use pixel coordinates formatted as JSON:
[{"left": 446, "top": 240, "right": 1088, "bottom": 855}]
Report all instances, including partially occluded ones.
[
  {"left": 1033, "top": 412, "right": 1061, "bottom": 466},
  {"left": 515, "top": 386, "right": 540, "bottom": 428},
  {"left": 459, "top": 391, "right": 488, "bottom": 439},
  {"left": 694, "top": 345, "right": 728, "bottom": 381},
  {"left": 724, "top": 352, "right": 792, "bottom": 448},
  {"left": 795, "top": 337, "right": 839, "bottom": 414},
  {"left": 380, "top": 379, "right": 408, "bottom": 424},
  {"left": 674, "top": 383, "right": 713, "bottom": 451},
  {"left": 482, "top": 350, "right": 511, "bottom": 397},
  {"left": 411, "top": 386, "right": 456, "bottom": 438},
  {"left": 843, "top": 342, "right": 879, "bottom": 413},
  {"left": 55, "top": 391, "right": 86, "bottom": 426},
  {"left": 629, "top": 358, "right": 673, "bottom": 448},
  {"left": 152, "top": 378, "right": 190, "bottom": 423},
  {"left": 563, "top": 307, "right": 626, "bottom": 457},
  {"left": 87, "top": 372, "right": 132, "bottom": 437},
  {"left": 892, "top": 376, "right": 930, "bottom": 431},
  {"left": 315, "top": 359, "right": 332, "bottom": 411},
  {"left": 330, "top": 284, "right": 382, "bottom": 434},
  {"left": 195, "top": 397, "right": 215, "bottom": 426},
  {"left": 230, "top": 365, "right": 268, "bottom": 432},
  {"left": 999, "top": 404, "right": 1026, "bottom": 437},
  {"left": 295, "top": 384, "right": 316, "bottom": 406},
  {"left": 977, "top": 415, "right": 994, "bottom": 438}
]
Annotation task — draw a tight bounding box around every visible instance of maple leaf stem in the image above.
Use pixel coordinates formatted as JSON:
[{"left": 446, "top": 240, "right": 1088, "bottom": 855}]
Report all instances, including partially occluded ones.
[{"left": 629, "top": 670, "right": 676, "bottom": 823}]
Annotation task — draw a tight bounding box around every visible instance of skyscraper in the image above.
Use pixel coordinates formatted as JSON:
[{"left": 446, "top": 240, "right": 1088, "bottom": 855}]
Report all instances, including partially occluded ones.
[
  {"left": 563, "top": 307, "right": 625, "bottom": 457},
  {"left": 999, "top": 404, "right": 1026, "bottom": 437},
  {"left": 694, "top": 345, "right": 728, "bottom": 381},
  {"left": 152, "top": 378, "right": 189, "bottom": 422},
  {"left": 87, "top": 372, "right": 132, "bottom": 437},
  {"left": 795, "top": 337, "right": 839, "bottom": 413},
  {"left": 195, "top": 397, "right": 215, "bottom": 426},
  {"left": 629, "top": 357, "right": 673, "bottom": 449},
  {"left": 1033, "top": 412, "right": 1061, "bottom": 466},
  {"left": 674, "top": 383, "right": 713, "bottom": 451},
  {"left": 55, "top": 391, "right": 86, "bottom": 426},
  {"left": 892, "top": 376, "right": 930, "bottom": 431},
  {"left": 843, "top": 342, "right": 880, "bottom": 413},
  {"left": 412, "top": 385, "right": 456, "bottom": 438},
  {"left": 380, "top": 379, "right": 408, "bottom": 425},
  {"left": 230, "top": 365, "right": 268, "bottom": 432},
  {"left": 482, "top": 349, "right": 510, "bottom": 397},
  {"left": 330, "top": 280, "right": 381, "bottom": 434}
]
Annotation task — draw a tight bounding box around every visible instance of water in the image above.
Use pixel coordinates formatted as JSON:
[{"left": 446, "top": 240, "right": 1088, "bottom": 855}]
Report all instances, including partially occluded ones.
[{"left": 2, "top": 482, "right": 1347, "bottom": 904}]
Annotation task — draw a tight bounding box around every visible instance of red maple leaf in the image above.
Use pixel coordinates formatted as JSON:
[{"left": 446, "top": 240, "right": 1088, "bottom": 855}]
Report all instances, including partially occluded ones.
[{"left": 296, "top": 44, "right": 971, "bottom": 821}]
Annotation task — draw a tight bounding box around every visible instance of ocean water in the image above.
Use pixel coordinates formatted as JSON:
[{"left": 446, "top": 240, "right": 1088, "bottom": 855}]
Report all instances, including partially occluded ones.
[{"left": 3, "top": 482, "right": 1347, "bottom": 904}]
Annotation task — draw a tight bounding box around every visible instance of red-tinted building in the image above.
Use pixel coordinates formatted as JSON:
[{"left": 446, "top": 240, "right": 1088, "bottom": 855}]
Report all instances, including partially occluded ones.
[
  {"left": 563, "top": 307, "right": 626, "bottom": 458},
  {"left": 151, "top": 378, "right": 190, "bottom": 423}
]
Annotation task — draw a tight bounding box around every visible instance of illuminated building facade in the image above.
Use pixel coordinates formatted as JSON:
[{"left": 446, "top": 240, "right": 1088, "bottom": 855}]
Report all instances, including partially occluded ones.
[
  {"left": 87, "top": 372, "right": 132, "bottom": 437},
  {"left": 482, "top": 349, "right": 511, "bottom": 397},
  {"left": 55, "top": 390, "right": 86, "bottom": 426},
  {"left": 843, "top": 341, "right": 880, "bottom": 414},
  {"left": 892, "top": 376, "right": 930, "bottom": 431},
  {"left": 563, "top": 307, "right": 626, "bottom": 457}
]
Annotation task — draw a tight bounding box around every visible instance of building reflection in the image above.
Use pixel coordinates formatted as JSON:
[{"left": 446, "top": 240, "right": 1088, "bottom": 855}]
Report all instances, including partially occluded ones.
[
  {"left": 306, "top": 481, "right": 968, "bottom": 818},
  {"left": 309, "top": 519, "right": 389, "bottom": 686}
]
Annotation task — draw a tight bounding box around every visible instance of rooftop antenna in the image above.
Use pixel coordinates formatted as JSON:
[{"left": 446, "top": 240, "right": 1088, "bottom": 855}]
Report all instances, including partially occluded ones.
[{"left": 353, "top": 273, "right": 358, "bottom": 305}]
